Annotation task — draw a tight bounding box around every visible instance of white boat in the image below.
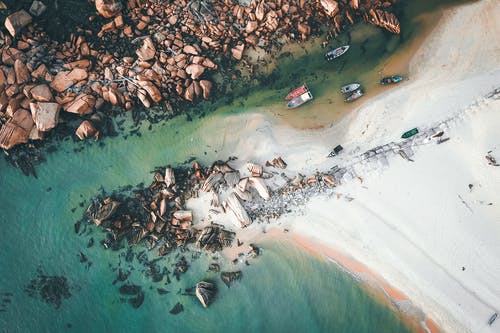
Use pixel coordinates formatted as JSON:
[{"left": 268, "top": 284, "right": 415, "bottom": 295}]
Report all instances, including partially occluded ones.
[
  {"left": 325, "top": 45, "right": 349, "bottom": 61},
  {"left": 286, "top": 91, "right": 313, "bottom": 109},
  {"left": 340, "top": 83, "right": 361, "bottom": 94}
]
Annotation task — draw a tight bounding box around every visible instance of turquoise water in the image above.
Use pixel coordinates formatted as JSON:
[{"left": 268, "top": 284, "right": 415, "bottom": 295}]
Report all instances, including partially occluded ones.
[{"left": 0, "top": 107, "right": 414, "bottom": 333}]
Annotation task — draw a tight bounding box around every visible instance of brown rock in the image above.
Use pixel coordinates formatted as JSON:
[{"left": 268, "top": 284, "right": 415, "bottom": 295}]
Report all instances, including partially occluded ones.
[
  {"left": 199, "top": 80, "right": 212, "bottom": 100},
  {"left": 138, "top": 81, "right": 162, "bottom": 103},
  {"left": 64, "top": 94, "right": 96, "bottom": 115},
  {"left": 245, "top": 20, "right": 258, "bottom": 33},
  {"left": 50, "top": 69, "right": 88, "bottom": 92},
  {"left": 320, "top": 0, "right": 339, "bottom": 17},
  {"left": 255, "top": 2, "right": 266, "bottom": 21},
  {"left": 75, "top": 120, "right": 98, "bottom": 140},
  {"left": 30, "top": 84, "right": 53, "bottom": 102},
  {"left": 30, "top": 102, "right": 60, "bottom": 131},
  {"left": 184, "top": 82, "right": 195, "bottom": 102},
  {"left": 0, "top": 109, "right": 34, "bottom": 149},
  {"left": 95, "top": 0, "right": 122, "bottom": 18},
  {"left": 183, "top": 45, "right": 198, "bottom": 55},
  {"left": 136, "top": 37, "right": 156, "bottom": 61},
  {"left": 29, "top": 126, "right": 44, "bottom": 141},
  {"left": 14, "top": 59, "right": 30, "bottom": 84},
  {"left": 185, "top": 63, "right": 205, "bottom": 80},
  {"left": 5, "top": 10, "right": 32, "bottom": 37},
  {"left": 231, "top": 44, "right": 245, "bottom": 61}
]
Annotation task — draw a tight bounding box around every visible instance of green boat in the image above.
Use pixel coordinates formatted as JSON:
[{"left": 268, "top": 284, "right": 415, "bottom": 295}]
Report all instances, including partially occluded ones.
[
  {"left": 401, "top": 128, "right": 419, "bottom": 139},
  {"left": 380, "top": 75, "right": 403, "bottom": 85}
]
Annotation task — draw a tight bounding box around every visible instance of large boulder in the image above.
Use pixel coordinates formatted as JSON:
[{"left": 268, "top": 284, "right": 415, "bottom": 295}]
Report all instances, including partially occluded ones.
[
  {"left": 199, "top": 80, "right": 212, "bottom": 100},
  {"left": 95, "top": 0, "right": 122, "bottom": 18},
  {"left": 138, "top": 81, "right": 162, "bottom": 103},
  {"left": 195, "top": 281, "right": 216, "bottom": 308},
  {"left": 320, "top": 0, "right": 339, "bottom": 17},
  {"left": 185, "top": 63, "right": 205, "bottom": 80},
  {"left": 75, "top": 120, "right": 98, "bottom": 140},
  {"left": 136, "top": 37, "right": 156, "bottom": 61},
  {"left": 5, "top": 10, "right": 32, "bottom": 37},
  {"left": 0, "top": 109, "right": 34, "bottom": 149},
  {"left": 64, "top": 94, "right": 96, "bottom": 115},
  {"left": 30, "top": 102, "right": 60, "bottom": 132},
  {"left": 50, "top": 69, "right": 88, "bottom": 92},
  {"left": 14, "top": 59, "right": 30, "bottom": 84},
  {"left": 30, "top": 84, "right": 53, "bottom": 102}
]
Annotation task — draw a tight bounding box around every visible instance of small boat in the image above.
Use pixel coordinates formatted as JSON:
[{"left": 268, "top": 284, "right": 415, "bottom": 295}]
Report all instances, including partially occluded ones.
[
  {"left": 488, "top": 313, "right": 497, "bottom": 326},
  {"left": 327, "top": 145, "right": 344, "bottom": 158},
  {"left": 344, "top": 89, "right": 363, "bottom": 103},
  {"left": 285, "top": 84, "right": 308, "bottom": 100},
  {"left": 325, "top": 45, "right": 349, "bottom": 61},
  {"left": 380, "top": 75, "right": 403, "bottom": 85},
  {"left": 287, "top": 91, "right": 313, "bottom": 109},
  {"left": 340, "top": 83, "right": 361, "bottom": 94},
  {"left": 401, "top": 127, "right": 419, "bottom": 139}
]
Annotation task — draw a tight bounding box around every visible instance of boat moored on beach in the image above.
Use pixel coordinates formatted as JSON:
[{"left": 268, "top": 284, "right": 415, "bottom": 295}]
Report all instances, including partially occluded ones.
[
  {"left": 287, "top": 91, "right": 313, "bottom": 109},
  {"left": 285, "top": 84, "right": 308, "bottom": 100},
  {"left": 344, "top": 89, "right": 364, "bottom": 103},
  {"left": 340, "top": 83, "right": 361, "bottom": 94},
  {"left": 325, "top": 45, "right": 350, "bottom": 61},
  {"left": 380, "top": 75, "right": 403, "bottom": 85}
]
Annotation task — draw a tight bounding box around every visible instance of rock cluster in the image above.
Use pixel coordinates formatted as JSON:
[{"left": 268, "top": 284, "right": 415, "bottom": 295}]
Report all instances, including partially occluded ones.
[
  {"left": 84, "top": 160, "right": 237, "bottom": 254},
  {"left": 0, "top": 0, "right": 401, "bottom": 150}
]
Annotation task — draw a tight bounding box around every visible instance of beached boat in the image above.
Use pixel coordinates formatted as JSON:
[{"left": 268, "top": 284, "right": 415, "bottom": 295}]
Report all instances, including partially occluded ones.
[
  {"left": 344, "top": 89, "right": 363, "bottom": 103},
  {"left": 325, "top": 45, "right": 349, "bottom": 61},
  {"left": 285, "top": 84, "right": 308, "bottom": 100},
  {"left": 340, "top": 83, "right": 361, "bottom": 94},
  {"left": 380, "top": 75, "right": 403, "bottom": 85},
  {"left": 401, "top": 127, "right": 419, "bottom": 139},
  {"left": 286, "top": 91, "right": 313, "bottom": 109}
]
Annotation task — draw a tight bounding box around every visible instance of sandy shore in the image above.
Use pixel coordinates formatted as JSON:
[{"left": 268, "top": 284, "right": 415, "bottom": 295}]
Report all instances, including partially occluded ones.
[{"left": 184, "top": 0, "right": 500, "bottom": 332}]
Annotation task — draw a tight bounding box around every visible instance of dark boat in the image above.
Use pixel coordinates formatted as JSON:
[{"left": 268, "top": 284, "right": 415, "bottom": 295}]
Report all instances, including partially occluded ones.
[
  {"left": 344, "top": 88, "right": 363, "bottom": 103},
  {"left": 401, "top": 128, "right": 419, "bottom": 139},
  {"left": 325, "top": 45, "right": 349, "bottom": 61},
  {"left": 285, "top": 84, "right": 308, "bottom": 100},
  {"left": 380, "top": 75, "right": 403, "bottom": 85},
  {"left": 340, "top": 83, "right": 361, "bottom": 94},
  {"left": 327, "top": 145, "right": 344, "bottom": 158},
  {"left": 488, "top": 313, "right": 497, "bottom": 326},
  {"left": 286, "top": 91, "right": 314, "bottom": 109}
]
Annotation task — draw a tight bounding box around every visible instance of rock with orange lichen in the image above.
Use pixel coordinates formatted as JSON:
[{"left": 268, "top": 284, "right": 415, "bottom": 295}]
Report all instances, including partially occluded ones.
[
  {"left": 0, "top": 109, "right": 34, "bottom": 149},
  {"left": 185, "top": 63, "right": 206, "bottom": 80},
  {"left": 64, "top": 94, "right": 96, "bottom": 115},
  {"left": 367, "top": 9, "right": 400, "bottom": 34},
  {"left": 136, "top": 37, "right": 156, "bottom": 61},
  {"left": 50, "top": 69, "right": 88, "bottom": 93},
  {"left": 199, "top": 80, "right": 212, "bottom": 100},
  {"left": 30, "top": 84, "right": 53, "bottom": 102}
]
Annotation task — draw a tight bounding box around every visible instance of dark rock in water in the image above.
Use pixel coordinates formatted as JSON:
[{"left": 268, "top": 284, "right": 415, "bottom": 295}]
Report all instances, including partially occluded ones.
[
  {"left": 112, "top": 269, "right": 130, "bottom": 285},
  {"left": 24, "top": 267, "right": 72, "bottom": 309},
  {"left": 208, "top": 263, "right": 220, "bottom": 272},
  {"left": 87, "top": 237, "right": 94, "bottom": 248},
  {"left": 128, "top": 291, "right": 145, "bottom": 309},
  {"left": 169, "top": 302, "right": 184, "bottom": 315},
  {"left": 74, "top": 220, "right": 81, "bottom": 234},
  {"left": 157, "top": 288, "right": 169, "bottom": 295},
  {"left": 173, "top": 257, "right": 188, "bottom": 281},
  {"left": 119, "top": 284, "right": 141, "bottom": 295},
  {"left": 220, "top": 271, "right": 242, "bottom": 288},
  {"left": 195, "top": 281, "right": 217, "bottom": 308},
  {"left": 125, "top": 248, "right": 134, "bottom": 263},
  {"left": 78, "top": 252, "right": 88, "bottom": 263}
]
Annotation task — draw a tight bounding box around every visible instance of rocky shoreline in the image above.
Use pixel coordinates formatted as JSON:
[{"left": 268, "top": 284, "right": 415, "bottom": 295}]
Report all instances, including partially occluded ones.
[{"left": 0, "top": 0, "right": 401, "bottom": 173}]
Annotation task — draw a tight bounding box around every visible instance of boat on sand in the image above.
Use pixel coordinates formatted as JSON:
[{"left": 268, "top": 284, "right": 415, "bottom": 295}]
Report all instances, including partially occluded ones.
[
  {"left": 287, "top": 91, "right": 313, "bottom": 109},
  {"left": 380, "top": 75, "right": 403, "bottom": 85},
  {"left": 340, "top": 83, "right": 361, "bottom": 94},
  {"left": 285, "top": 84, "right": 308, "bottom": 100},
  {"left": 325, "top": 45, "right": 349, "bottom": 61}
]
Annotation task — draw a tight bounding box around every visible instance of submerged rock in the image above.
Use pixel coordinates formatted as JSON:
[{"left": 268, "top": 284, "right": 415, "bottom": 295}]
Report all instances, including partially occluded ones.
[
  {"left": 169, "top": 302, "right": 184, "bottom": 314},
  {"left": 220, "top": 271, "right": 242, "bottom": 288}
]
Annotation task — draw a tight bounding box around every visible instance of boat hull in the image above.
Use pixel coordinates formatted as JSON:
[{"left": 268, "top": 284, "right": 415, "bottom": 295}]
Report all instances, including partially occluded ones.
[
  {"left": 380, "top": 75, "right": 403, "bottom": 85},
  {"left": 325, "top": 45, "right": 350, "bottom": 61},
  {"left": 285, "top": 85, "right": 308, "bottom": 100},
  {"left": 344, "top": 89, "right": 363, "bottom": 103},
  {"left": 340, "top": 83, "right": 360, "bottom": 94},
  {"left": 287, "top": 91, "right": 313, "bottom": 109}
]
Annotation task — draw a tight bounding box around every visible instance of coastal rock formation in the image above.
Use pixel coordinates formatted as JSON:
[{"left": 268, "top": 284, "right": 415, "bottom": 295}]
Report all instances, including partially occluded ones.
[
  {"left": 195, "top": 281, "right": 216, "bottom": 308},
  {"left": 0, "top": 109, "right": 34, "bottom": 149},
  {"left": 220, "top": 271, "right": 242, "bottom": 287},
  {"left": 30, "top": 102, "right": 60, "bottom": 132},
  {"left": 76, "top": 120, "right": 99, "bottom": 140},
  {"left": 0, "top": 0, "right": 401, "bottom": 151}
]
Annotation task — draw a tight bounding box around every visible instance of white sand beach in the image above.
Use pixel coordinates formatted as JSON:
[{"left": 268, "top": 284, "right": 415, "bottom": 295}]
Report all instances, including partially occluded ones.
[{"left": 187, "top": 1, "right": 500, "bottom": 332}]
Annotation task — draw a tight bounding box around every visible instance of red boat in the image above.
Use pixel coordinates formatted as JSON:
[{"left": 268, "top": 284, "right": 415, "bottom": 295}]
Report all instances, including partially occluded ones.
[{"left": 285, "top": 84, "right": 308, "bottom": 100}]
